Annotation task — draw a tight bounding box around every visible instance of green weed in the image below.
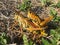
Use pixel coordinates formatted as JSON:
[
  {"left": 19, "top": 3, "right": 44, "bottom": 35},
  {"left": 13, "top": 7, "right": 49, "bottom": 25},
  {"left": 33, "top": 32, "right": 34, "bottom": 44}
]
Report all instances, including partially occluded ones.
[
  {"left": 0, "top": 32, "right": 7, "bottom": 45},
  {"left": 18, "top": 0, "right": 32, "bottom": 11}
]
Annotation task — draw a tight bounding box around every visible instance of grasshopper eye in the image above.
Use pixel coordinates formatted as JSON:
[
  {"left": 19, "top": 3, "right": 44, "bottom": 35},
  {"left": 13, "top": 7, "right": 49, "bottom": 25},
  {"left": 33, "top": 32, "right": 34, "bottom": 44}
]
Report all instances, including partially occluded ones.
[{"left": 30, "top": 11, "right": 31, "bottom": 13}]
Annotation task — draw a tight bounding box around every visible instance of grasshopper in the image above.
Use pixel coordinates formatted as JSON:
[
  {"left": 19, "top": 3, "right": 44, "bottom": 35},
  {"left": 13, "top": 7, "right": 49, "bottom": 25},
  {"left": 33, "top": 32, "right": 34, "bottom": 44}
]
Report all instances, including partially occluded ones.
[{"left": 14, "top": 11, "right": 53, "bottom": 37}]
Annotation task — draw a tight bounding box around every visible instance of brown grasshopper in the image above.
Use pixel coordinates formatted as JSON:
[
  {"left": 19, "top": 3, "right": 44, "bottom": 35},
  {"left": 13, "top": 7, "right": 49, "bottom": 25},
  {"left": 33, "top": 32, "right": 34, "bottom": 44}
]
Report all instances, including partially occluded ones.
[{"left": 28, "top": 10, "right": 53, "bottom": 27}]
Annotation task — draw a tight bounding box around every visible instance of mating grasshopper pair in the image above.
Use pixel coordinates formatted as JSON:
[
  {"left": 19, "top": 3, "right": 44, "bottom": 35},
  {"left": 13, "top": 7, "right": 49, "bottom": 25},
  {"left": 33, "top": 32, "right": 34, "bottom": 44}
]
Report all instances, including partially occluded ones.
[{"left": 14, "top": 10, "right": 53, "bottom": 37}]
